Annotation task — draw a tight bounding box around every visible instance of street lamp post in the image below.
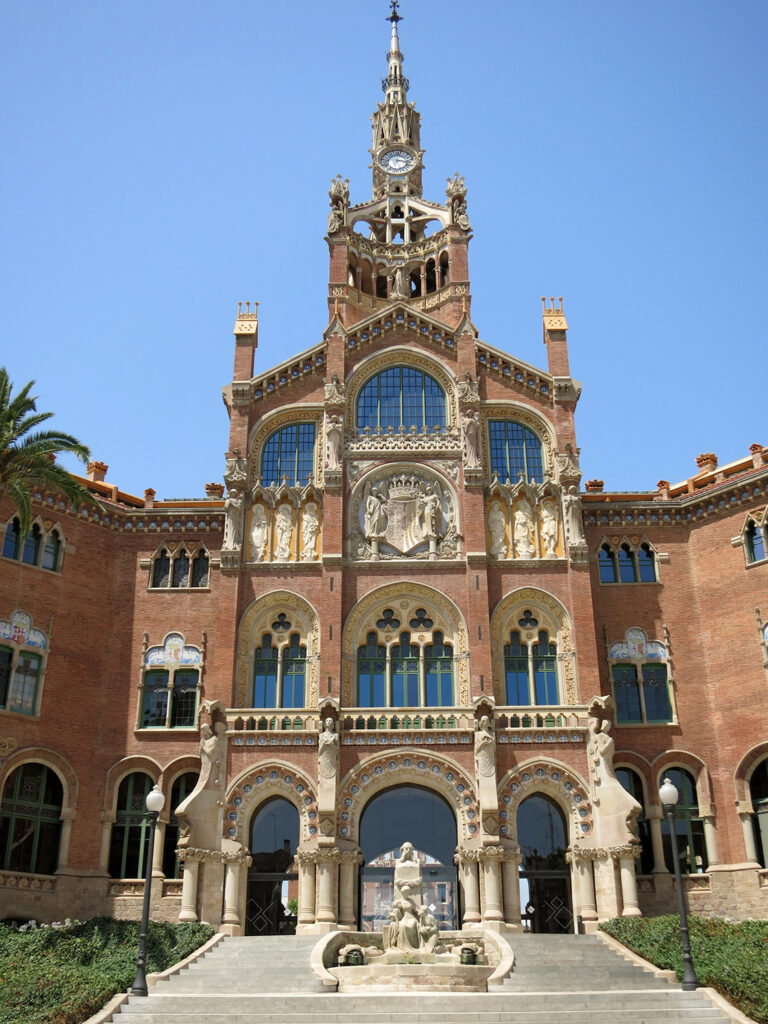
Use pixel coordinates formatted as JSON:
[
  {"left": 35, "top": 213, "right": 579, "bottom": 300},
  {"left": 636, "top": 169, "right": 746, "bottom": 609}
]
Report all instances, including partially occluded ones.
[
  {"left": 130, "top": 784, "right": 166, "bottom": 997},
  {"left": 659, "top": 776, "right": 700, "bottom": 991}
]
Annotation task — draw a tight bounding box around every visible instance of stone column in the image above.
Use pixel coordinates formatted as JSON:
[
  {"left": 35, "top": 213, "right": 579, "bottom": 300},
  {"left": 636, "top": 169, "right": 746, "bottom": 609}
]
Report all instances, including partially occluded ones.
[
  {"left": 500, "top": 848, "right": 522, "bottom": 927},
  {"left": 619, "top": 855, "right": 642, "bottom": 916},
  {"left": 152, "top": 821, "right": 167, "bottom": 876},
  {"left": 480, "top": 848, "right": 504, "bottom": 922},
  {"left": 454, "top": 850, "right": 481, "bottom": 926},
  {"left": 648, "top": 808, "right": 668, "bottom": 873},
  {"left": 315, "top": 848, "right": 340, "bottom": 926},
  {"left": 739, "top": 810, "right": 760, "bottom": 864},
  {"left": 56, "top": 809, "right": 74, "bottom": 871},
  {"left": 221, "top": 852, "right": 251, "bottom": 932},
  {"left": 339, "top": 850, "right": 362, "bottom": 928},
  {"left": 98, "top": 812, "right": 115, "bottom": 872},
  {"left": 296, "top": 850, "right": 317, "bottom": 927},
  {"left": 576, "top": 856, "right": 598, "bottom": 923},
  {"left": 702, "top": 815, "right": 719, "bottom": 867},
  {"left": 592, "top": 856, "right": 621, "bottom": 920},
  {"left": 178, "top": 853, "right": 200, "bottom": 922}
]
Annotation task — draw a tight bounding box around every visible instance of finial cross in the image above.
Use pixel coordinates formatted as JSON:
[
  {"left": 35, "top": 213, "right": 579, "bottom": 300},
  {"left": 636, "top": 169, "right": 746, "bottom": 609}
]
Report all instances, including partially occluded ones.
[{"left": 388, "top": 1, "right": 402, "bottom": 24}]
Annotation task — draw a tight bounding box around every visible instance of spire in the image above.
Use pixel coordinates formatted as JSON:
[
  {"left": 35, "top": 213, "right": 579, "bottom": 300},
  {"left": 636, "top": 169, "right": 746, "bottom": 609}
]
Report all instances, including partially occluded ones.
[{"left": 383, "top": 1, "right": 409, "bottom": 103}]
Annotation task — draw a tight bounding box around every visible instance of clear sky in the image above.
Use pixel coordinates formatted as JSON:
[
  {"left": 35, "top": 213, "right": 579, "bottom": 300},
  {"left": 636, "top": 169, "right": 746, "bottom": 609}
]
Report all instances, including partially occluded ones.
[{"left": 2, "top": 1, "right": 765, "bottom": 499}]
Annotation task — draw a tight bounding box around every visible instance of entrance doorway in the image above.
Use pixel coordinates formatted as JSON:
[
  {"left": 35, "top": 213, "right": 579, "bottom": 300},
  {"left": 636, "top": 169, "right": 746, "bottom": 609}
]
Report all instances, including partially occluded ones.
[
  {"left": 358, "top": 785, "right": 458, "bottom": 930},
  {"left": 517, "top": 793, "right": 573, "bottom": 933},
  {"left": 246, "top": 797, "right": 299, "bottom": 935}
]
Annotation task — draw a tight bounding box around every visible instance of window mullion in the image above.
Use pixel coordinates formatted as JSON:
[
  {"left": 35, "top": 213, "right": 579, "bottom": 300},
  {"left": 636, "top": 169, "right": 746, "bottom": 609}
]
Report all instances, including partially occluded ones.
[
  {"left": 636, "top": 662, "right": 648, "bottom": 722},
  {"left": 527, "top": 643, "right": 536, "bottom": 707},
  {"left": 165, "top": 671, "right": 174, "bottom": 728},
  {"left": 418, "top": 642, "right": 426, "bottom": 707},
  {"left": 386, "top": 642, "right": 393, "bottom": 708},
  {"left": 276, "top": 644, "right": 285, "bottom": 709}
]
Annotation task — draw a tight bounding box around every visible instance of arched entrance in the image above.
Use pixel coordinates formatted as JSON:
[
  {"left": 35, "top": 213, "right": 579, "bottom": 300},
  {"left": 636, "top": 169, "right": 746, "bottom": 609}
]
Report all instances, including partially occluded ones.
[
  {"left": 750, "top": 758, "right": 768, "bottom": 867},
  {"left": 246, "top": 797, "right": 299, "bottom": 935},
  {"left": 359, "top": 785, "right": 458, "bottom": 930},
  {"left": 517, "top": 793, "right": 572, "bottom": 933}
]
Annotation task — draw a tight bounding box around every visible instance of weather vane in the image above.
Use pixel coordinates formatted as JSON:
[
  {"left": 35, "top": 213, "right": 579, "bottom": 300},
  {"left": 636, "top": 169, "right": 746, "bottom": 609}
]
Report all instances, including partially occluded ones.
[{"left": 388, "top": 1, "right": 402, "bottom": 24}]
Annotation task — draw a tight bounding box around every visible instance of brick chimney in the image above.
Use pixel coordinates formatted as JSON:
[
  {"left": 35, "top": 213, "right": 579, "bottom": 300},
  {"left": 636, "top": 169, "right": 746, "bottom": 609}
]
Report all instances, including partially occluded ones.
[{"left": 86, "top": 460, "right": 108, "bottom": 483}]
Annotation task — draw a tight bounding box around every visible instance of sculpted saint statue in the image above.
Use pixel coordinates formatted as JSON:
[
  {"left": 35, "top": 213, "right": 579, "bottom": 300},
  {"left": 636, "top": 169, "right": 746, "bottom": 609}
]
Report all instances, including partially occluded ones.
[
  {"left": 301, "top": 502, "right": 320, "bottom": 561},
  {"left": 488, "top": 501, "right": 507, "bottom": 557},
  {"left": 364, "top": 487, "right": 388, "bottom": 540},
  {"left": 461, "top": 409, "right": 481, "bottom": 469},
  {"left": 514, "top": 499, "right": 535, "bottom": 559},
  {"left": 419, "top": 485, "right": 441, "bottom": 539},
  {"left": 540, "top": 498, "right": 559, "bottom": 558},
  {"left": 223, "top": 489, "right": 244, "bottom": 551},
  {"left": 474, "top": 715, "right": 496, "bottom": 777},
  {"left": 199, "top": 721, "right": 227, "bottom": 788},
  {"left": 325, "top": 414, "right": 343, "bottom": 470},
  {"left": 563, "top": 486, "right": 586, "bottom": 546},
  {"left": 318, "top": 717, "right": 339, "bottom": 779},
  {"left": 250, "top": 504, "right": 268, "bottom": 562},
  {"left": 275, "top": 504, "right": 293, "bottom": 561}
]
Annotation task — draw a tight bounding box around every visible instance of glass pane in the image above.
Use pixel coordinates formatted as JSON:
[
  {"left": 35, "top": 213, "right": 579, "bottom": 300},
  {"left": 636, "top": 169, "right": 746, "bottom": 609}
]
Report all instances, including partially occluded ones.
[
  {"left": 42, "top": 532, "right": 60, "bottom": 571},
  {"left": 618, "top": 546, "right": 637, "bottom": 583},
  {"left": 637, "top": 545, "right": 656, "bottom": 582},
  {"left": 598, "top": 547, "right": 617, "bottom": 583},
  {"left": 488, "top": 421, "right": 543, "bottom": 484},
  {"left": 2, "top": 520, "right": 20, "bottom": 559},
  {"left": 253, "top": 638, "right": 278, "bottom": 707},
  {"left": 22, "top": 526, "right": 41, "bottom": 566},
  {"left": 152, "top": 552, "right": 170, "bottom": 587},
  {"left": 642, "top": 664, "right": 671, "bottom": 721},
  {"left": 356, "top": 368, "right": 446, "bottom": 431},
  {"left": 612, "top": 665, "right": 641, "bottom": 722},
  {"left": 170, "top": 671, "right": 197, "bottom": 727},
  {"left": 10, "top": 653, "right": 41, "bottom": 714},
  {"left": 517, "top": 794, "right": 567, "bottom": 869},
  {"left": 0, "top": 648, "right": 11, "bottom": 706},
  {"left": 171, "top": 552, "right": 189, "bottom": 588},
  {"left": 191, "top": 552, "right": 209, "bottom": 587},
  {"left": 261, "top": 424, "right": 315, "bottom": 486},
  {"left": 142, "top": 671, "right": 169, "bottom": 727}
]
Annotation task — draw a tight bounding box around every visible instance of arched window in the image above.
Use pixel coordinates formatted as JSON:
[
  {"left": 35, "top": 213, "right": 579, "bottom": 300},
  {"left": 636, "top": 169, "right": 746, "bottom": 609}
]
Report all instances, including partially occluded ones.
[
  {"left": 501, "top": 619, "right": 559, "bottom": 706},
  {"left": 252, "top": 629, "right": 307, "bottom": 709},
  {"left": 488, "top": 421, "right": 544, "bottom": 484},
  {"left": 357, "top": 632, "right": 386, "bottom": 707},
  {"left": 162, "top": 772, "right": 198, "bottom": 878},
  {"left": 0, "top": 763, "right": 62, "bottom": 874},
  {"left": 0, "top": 611, "right": 47, "bottom": 716},
  {"left": 356, "top": 368, "right": 446, "bottom": 432},
  {"left": 608, "top": 628, "right": 672, "bottom": 724},
  {"left": 42, "top": 529, "right": 61, "bottom": 572},
  {"left": 171, "top": 550, "right": 189, "bottom": 588},
  {"left": 617, "top": 544, "right": 637, "bottom": 583},
  {"left": 746, "top": 519, "right": 767, "bottom": 564},
  {"left": 750, "top": 759, "right": 768, "bottom": 868},
  {"left": 2, "top": 518, "right": 20, "bottom": 560},
  {"left": 636, "top": 543, "right": 656, "bottom": 582},
  {"left": 598, "top": 544, "right": 617, "bottom": 583},
  {"left": 261, "top": 423, "right": 316, "bottom": 486},
  {"left": 191, "top": 550, "right": 209, "bottom": 587},
  {"left": 21, "top": 524, "right": 42, "bottom": 566},
  {"left": 108, "top": 772, "right": 154, "bottom": 878},
  {"left": 425, "top": 632, "right": 453, "bottom": 706},
  {"left": 391, "top": 632, "right": 420, "bottom": 707},
  {"left": 151, "top": 550, "right": 170, "bottom": 588},
  {"left": 616, "top": 767, "right": 653, "bottom": 874},
  {"left": 151, "top": 547, "right": 209, "bottom": 590},
  {"left": 660, "top": 767, "right": 707, "bottom": 874}
]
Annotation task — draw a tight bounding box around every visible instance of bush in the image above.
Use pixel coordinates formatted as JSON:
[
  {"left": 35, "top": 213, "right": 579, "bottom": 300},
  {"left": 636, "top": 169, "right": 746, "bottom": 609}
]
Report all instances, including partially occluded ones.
[
  {"left": 600, "top": 915, "right": 768, "bottom": 1024},
  {"left": 0, "top": 916, "right": 215, "bottom": 1024}
]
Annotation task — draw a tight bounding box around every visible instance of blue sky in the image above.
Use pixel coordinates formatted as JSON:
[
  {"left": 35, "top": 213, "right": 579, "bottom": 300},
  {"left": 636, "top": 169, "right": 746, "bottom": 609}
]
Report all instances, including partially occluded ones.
[{"left": 2, "top": 1, "right": 765, "bottom": 498}]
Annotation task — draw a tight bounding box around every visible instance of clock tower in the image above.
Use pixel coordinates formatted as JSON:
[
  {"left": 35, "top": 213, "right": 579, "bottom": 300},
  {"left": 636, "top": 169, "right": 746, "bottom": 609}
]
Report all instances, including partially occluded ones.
[{"left": 326, "top": 0, "right": 472, "bottom": 333}]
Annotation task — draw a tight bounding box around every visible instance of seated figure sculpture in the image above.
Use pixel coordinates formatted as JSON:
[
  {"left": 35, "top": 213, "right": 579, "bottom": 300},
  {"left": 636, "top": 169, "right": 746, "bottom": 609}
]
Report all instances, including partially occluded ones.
[{"left": 383, "top": 842, "right": 439, "bottom": 953}]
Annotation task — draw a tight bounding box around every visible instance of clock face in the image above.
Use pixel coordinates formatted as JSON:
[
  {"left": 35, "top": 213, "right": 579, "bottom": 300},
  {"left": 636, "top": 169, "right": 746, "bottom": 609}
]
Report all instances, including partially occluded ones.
[{"left": 379, "top": 149, "right": 415, "bottom": 174}]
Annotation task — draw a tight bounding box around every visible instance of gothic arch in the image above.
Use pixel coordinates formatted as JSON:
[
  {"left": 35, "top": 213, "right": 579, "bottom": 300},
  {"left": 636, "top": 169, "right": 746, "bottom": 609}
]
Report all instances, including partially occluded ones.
[
  {"left": 497, "top": 758, "right": 593, "bottom": 844},
  {"left": 236, "top": 590, "right": 320, "bottom": 707},
  {"left": 490, "top": 587, "right": 576, "bottom": 704},
  {"left": 341, "top": 582, "right": 469, "bottom": 705},
  {"left": 336, "top": 749, "right": 479, "bottom": 845},
  {"left": 345, "top": 345, "right": 460, "bottom": 430},
  {"left": 734, "top": 741, "right": 768, "bottom": 802},
  {"left": 224, "top": 761, "right": 319, "bottom": 846},
  {"left": 0, "top": 745, "right": 78, "bottom": 818},
  {"left": 247, "top": 404, "right": 324, "bottom": 487},
  {"left": 614, "top": 751, "right": 654, "bottom": 805}
]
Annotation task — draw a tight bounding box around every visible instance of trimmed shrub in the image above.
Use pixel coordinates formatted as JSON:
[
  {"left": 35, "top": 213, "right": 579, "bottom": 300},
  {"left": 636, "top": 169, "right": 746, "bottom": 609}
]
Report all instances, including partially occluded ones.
[
  {"left": 601, "top": 915, "right": 768, "bottom": 1024},
  {"left": 0, "top": 917, "right": 215, "bottom": 1024}
]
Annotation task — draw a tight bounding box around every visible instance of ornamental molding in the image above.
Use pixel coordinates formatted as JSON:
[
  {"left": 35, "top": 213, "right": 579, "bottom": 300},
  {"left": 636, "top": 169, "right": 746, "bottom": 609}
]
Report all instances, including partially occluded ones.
[
  {"left": 0, "top": 737, "right": 19, "bottom": 759},
  {"left": 247, "top": 406, "right": 324, "bottom": 486},
  {"left": 490, "top": 588, "right": 576, "bottom": 705},
  {"left": 345, "top": 429, "right": 462, "bottom": 457},
  {"left": 0, "top": 872, "right": 56, "bottom": 892},
  {"left": 479, "top": 403, "right": 556, "bottom": 481},
  {"left": 344, "top": 227, "right": 450, "bottom": 263},
  {"left": 566, "top": 842, "right": 641, "bottom": 863},
  {"left": 224, "top": 760, "right": 319, "bottom": 846},
  {"left": 236, "top": 591, "right": 320, "bottom": 708},
  {"left": 341, "top": 582, "right": 469, "bottom": 706},
  {"left": 336, "top": 749, "right": 478, "bottom": 843},
  {"left": 498, "top": 759, "right": 593, "bottom": 842}
]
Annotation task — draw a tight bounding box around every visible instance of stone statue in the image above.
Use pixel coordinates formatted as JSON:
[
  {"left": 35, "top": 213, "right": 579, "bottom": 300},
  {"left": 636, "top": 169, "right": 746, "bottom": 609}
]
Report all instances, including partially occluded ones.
[
  {"left": 563, "top": 486, "right": 586, "bottom": 546},
  {"left": 318, "top": 717, "right": 339, "bottom": 779},
  {"left": 224, "top": 453, "right": 247, "bottom": 486},
  {"left": 384, "top": 842, "right": 439, "bottom": 953},
  {"left": 325, "top": 414, "right": 343, "bottom": 470},
  {"left": 327, "top": 207, "right": 343, "bottom": 234},
  {"left": 275, "top": 503, "right": 293, "bottom": 561},
  {"left": 223, "top": 489, "right": 244, "bottom": 551},
  {"left": 488, "top": 501, "right": 507, "bottom": 557},
  {"left": 364, "top": 486, "right": 388, "bottom": 540},
  {"left": 454, "top": 197, "right": 471, "bottom": 231},
  {"left": 513, "top": 499, "right": 534, "bottom": 558},
  {"left": 392, "top": 265, "right": 408, "bottom": 299},
  {"left": 301, "top": 502, "right": 320, "bottom": 560},
  {"left": 199, "top": 721, "right": 227, "bottom": 788},
  {"left": 419, "top": 485, "right": 441, "bottom": 539},
  {"left": 540, "top": 498, "right": 559, "bottom": 558},
  {"left": 461, "top": 409, "right": 481, "bottom": 469},
  {"left": 587, "top": 714, "right": 642, "bottom": 847},
  {"left": 250, "top": 504, "right": 268, "bottom": 562},
  {"left": 474, "top": 715, "right": 496, "bottom": 777}
]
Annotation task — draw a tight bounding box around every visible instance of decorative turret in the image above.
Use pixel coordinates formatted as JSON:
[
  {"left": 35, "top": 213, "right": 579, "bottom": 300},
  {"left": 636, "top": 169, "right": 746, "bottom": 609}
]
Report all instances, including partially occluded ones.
[{"left": 326, "top": 2, "right": 472, "bottom": 331}]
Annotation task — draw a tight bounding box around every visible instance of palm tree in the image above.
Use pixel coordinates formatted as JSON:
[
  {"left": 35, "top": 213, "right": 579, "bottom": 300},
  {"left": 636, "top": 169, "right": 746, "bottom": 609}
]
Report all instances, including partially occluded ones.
[{"left": 0, "top": 367, "right": 102, "bottom": 536}]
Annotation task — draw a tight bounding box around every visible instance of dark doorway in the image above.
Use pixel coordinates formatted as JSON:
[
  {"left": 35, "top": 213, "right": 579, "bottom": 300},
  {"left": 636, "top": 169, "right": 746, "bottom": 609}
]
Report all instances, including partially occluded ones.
[
  {"left": 517, "top": 793, "right": 573, "bottom": 933},
  {"left": 358, "top": 785, "right": 458, "bottom": 930},
  {"left": 246, "top": 797, "right": 299, "bottom": 935}
]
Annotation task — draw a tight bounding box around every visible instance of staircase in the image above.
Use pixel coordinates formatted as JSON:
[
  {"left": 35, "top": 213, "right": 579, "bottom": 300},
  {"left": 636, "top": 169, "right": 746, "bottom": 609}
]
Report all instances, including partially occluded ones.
[{"left": 109, "top": 932, "right": 736, "bottom": 1023}]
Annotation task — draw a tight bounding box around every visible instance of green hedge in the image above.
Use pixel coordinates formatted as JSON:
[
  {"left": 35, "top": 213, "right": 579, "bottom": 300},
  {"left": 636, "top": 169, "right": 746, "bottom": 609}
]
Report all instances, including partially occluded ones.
[
  {"left": 0, "top": 917, "right": 215, "bottom": 1024},
  {"left": 600, "top": 915, "right": 768, "bottom": 1024}
]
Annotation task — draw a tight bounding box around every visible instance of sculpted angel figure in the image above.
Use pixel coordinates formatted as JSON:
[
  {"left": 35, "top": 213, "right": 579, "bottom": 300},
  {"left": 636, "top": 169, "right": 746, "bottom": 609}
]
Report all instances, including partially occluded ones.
[
  {"left": 250, "top": 504, "right": 268, "bottom": 562},
  {"left": 514, "top": 498, "right": 535, "bottom": 559},
  {"left": 275, "top": 503, "right": 293, "bottom": 561},
  {"left": 325, "top": 414, "right": 343, "bottom": 470},
  {"left": 488, "top": 501, "right": 507, "bottom": 557},
  {"left": 540, "top": 498, "right": 559, "bottom": 558},
  {"left": 364, "top": 484, "right": 388, "bottom": 540},
  {"left": 301, "top": 502, "right": 320, "bottom": 560}
]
